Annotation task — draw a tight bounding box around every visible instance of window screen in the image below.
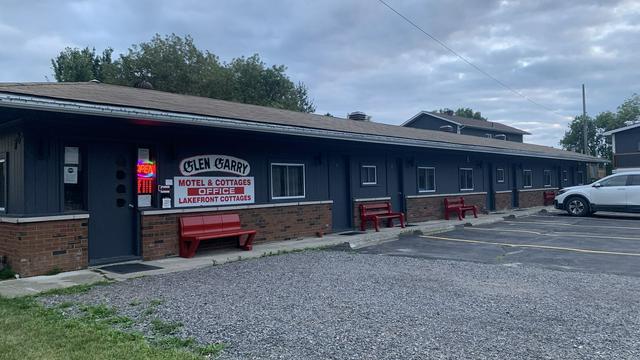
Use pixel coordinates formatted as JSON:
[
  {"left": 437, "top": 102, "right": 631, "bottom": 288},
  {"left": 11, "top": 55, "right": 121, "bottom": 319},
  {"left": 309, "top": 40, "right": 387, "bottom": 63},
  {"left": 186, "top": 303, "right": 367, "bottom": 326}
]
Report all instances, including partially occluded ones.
[
  {"left": 361, "top": 165, "right": 377, "bottom": 185},
  {"left": 271, "top": 164, "right": 305, "bottom": 199},
  {"left": 418, "top": 167, "right": 435, "bottom": 192},
  {"left": 460, "top": 168, "right": 473, "bottom": 190},
  {"left": 523, "top": 170, "right": 532, "bottom": 188}
]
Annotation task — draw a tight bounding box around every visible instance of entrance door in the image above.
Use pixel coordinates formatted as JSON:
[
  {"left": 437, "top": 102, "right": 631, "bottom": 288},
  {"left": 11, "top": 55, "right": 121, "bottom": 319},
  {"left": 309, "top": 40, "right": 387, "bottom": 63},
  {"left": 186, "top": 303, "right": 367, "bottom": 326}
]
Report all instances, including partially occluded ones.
[
  {"left": 388, "top": 158, "right": 405, "bottom": 213},
  {"left": 511, "top": 164, "right": 519, "bottom": 208},
  {"left": 87, "top": 142, "right": 137, "bottom": 264},
  {"left": 487, "top": 163, "right": 495, "bottom": 211},
  {"left": 329, "top": 155, "right": 351, "bottom": 231}
]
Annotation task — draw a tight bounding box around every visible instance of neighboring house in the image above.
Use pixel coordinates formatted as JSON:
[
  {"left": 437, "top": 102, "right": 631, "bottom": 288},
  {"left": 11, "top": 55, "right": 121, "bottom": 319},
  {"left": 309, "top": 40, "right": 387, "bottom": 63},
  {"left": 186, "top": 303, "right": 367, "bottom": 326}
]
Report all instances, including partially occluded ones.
[
  {"left": 603, "top": 122, "right": 640, "bottom": 172},
  {"left": 402, "top": 111, "right": 530, "bottom": 142}
]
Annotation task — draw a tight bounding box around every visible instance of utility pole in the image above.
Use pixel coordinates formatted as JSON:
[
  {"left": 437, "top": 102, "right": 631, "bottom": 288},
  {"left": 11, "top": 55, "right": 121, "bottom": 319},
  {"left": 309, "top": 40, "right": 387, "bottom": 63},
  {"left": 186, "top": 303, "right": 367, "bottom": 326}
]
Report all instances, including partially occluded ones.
[{"left": 582, "top": 84, "right": 588, "bottom": 154}]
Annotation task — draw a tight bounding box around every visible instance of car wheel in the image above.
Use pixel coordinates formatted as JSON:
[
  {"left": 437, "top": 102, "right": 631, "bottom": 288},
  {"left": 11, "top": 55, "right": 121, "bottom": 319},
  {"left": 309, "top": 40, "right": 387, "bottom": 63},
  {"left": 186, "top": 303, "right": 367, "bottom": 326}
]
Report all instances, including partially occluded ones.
[{"left": 566, "top": 196, "right": 589, "bottom": 217}]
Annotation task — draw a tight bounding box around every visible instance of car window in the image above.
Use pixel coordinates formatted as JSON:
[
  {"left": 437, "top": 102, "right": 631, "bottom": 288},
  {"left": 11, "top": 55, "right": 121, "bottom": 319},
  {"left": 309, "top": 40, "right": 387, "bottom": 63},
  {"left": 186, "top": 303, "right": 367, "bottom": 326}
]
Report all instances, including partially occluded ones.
[
  {"left": 598, "top": 175, "right": 628, "bottom": 187},
  {"left": 628, "top": 175, "right": 640, "bottom": 186}
]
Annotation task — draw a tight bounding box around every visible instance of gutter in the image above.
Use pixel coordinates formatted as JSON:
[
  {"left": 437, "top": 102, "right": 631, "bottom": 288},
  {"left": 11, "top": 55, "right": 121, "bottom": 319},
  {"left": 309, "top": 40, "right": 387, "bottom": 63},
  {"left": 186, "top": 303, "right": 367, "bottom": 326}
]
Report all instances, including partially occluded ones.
[{"left": 0, "top": 93, "right": 605, "bottom": 163}]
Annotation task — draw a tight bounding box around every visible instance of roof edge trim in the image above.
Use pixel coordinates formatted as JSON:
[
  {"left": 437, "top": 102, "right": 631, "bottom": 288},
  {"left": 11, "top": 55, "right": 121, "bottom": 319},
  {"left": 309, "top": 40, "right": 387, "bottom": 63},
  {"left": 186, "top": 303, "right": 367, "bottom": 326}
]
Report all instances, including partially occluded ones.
[{"left": 0, "top": 93, "right": 604, "bottom": 163}]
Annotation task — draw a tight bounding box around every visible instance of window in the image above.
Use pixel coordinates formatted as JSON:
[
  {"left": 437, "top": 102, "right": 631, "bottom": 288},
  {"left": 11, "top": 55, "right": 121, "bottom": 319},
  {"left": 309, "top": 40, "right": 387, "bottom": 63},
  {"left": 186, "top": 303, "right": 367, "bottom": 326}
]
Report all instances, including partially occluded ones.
[
  {"left": 543, "top": 170, "right": 552, "bottom": 187},
  {"left": 271, "top": 163, "right": 305, "bottom": 199},
  {"left": 523, "top": 170, "right": 532, "bottom": 188},
  {"left": 598, "top": 175, "right": 628, "bottom": 187},
  {"left": 485, "top": 134, "right": 492, "bottom": 138},
  {"left": 628, "top": 175, "right": 640, "bottom": 186},
  {"left": 0, "top": 155, "right": 6, "bottom": 212},
  {"left": 496, "top": 168, "right": 505, "bottom": 183},
  {"left": 562, "top": 170, "right": 568, "bottom": 182},
  {"left": 459, "top": 168, "right": 473, "bottom": 191},
  {"left": 418, "top": 167, "right": 436, "bottom": 192},
  {"left": 361, "top": 165, "right": 377, "bottom": 185},
  {"left": 577, "top": 171, "right": 585, "bottom": 185}
]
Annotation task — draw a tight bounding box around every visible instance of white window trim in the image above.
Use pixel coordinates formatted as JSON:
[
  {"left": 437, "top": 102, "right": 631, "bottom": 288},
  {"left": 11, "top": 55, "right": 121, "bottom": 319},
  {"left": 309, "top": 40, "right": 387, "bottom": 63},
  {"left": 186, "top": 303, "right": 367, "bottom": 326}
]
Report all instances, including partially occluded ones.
[
  {"left": 417, "top": 166, "right": 436, "bottom": 193},
  {"left": 0, "top": 158, "right": 5, "bottom": 212},
  {"left": 523, "top": 169, "right": 533, "bottom": 188},
  {"left": 543, "top": 170, "right": 552, "bottom": 187},
  {"left": 361, "top": 165, "right": 377, "bottom": 185},
  {"left": 270, "top": 163, "right": 306, "bottom": 200},
  {"left": 460, "top": 167, "right": 474, "bottom": 191},
  {"left": 496, "top": 168, "right": 505, "bottom": 183}
]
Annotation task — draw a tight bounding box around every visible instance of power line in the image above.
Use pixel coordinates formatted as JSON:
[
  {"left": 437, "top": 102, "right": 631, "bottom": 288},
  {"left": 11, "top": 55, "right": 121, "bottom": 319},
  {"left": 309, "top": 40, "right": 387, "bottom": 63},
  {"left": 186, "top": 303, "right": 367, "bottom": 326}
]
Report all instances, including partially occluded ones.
[{"left": 377, "top": 0, "right": 566, "bottom": 118}]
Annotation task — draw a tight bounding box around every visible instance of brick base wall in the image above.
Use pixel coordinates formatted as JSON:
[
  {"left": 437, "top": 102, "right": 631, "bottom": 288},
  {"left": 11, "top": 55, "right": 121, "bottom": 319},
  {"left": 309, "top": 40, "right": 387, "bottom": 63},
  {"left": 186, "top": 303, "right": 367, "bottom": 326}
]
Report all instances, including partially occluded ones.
[
  {"left": 141, "top": 202, "right": 332, "bottom": 261},
  {"left": 406, "top": 193, "right": 487, "bottom": 222},
  {"left": 518, "top": 189, "right": 555, "bottom": 208},
  {"left": 0, "top": 219, "right": 88, "bottom": 277},
  {"left": 495, "top": 192, "right": 513, "bottom": 210}
]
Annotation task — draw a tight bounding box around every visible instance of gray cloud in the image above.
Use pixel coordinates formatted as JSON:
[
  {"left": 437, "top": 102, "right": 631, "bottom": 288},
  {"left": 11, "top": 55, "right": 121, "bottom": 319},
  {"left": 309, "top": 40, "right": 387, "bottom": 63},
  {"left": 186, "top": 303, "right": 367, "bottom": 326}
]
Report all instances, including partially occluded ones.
[{"left": 0, "top": 0, "right": 639, "bottom": 147}]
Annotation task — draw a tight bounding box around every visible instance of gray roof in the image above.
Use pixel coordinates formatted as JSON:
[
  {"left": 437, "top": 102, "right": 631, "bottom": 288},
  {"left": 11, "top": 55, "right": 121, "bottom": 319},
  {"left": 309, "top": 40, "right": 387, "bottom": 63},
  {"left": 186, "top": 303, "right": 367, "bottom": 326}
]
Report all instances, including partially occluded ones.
[
  {"left": 404, "top": 111, "right": 530, "bottom": 135},
  {"left": 602, "top": 121, "right": 640, "bottom": 135},
  {"left": 0, "top": 82, "right": 602, "bottom": 163}
]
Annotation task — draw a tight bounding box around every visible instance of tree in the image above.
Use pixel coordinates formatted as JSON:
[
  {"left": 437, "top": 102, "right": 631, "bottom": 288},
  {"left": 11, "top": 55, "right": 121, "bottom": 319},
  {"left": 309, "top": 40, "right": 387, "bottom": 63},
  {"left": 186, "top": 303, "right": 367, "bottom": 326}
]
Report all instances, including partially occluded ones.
[
  {"left": 560, "top": 94, "right": 640, "bottom": 170},
  {"left": 51, "top": 47, "right": 116, "bottom": 82},
  {"left": 51, "top": 34, "right": 315, "bottom": 113},
  {"left": 436, "top": 107, "right": 487, "bottom": 120}
]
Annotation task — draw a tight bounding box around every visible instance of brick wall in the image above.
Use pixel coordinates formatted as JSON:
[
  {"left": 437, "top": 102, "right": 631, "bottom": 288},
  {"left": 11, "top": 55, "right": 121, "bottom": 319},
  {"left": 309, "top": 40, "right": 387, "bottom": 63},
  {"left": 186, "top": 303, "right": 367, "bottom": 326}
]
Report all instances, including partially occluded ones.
[
  {"left": 406, "top": 193, "right": 487, "bottom": 222},
  {"left": 141, "top": 202, "right": 332, "bottom": 261},
  {"left": 0, "top": 218, "right": 88, "bottom": 277},
  {"left": 495, "top": 192, "right": 513, "bottom": 210},
  {"left": 518, "top": 189, "right": 555, "bottom": 208}
]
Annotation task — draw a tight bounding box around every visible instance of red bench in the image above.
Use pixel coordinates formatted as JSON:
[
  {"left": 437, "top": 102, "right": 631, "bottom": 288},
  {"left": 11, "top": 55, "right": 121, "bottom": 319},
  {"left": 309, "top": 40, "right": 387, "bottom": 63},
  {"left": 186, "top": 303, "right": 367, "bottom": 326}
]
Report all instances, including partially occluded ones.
[
  {"left": 543, "top": 191, "right": 556, "bottom": 205},
  {"left": 359, "top": 202, "right": 405, "bottom": 232},
  {"left": 444, "top": 197, "right": 478, "bottom": 221},
  {"left": 179, "top": 214, "right": 256, "bottom": 258}
]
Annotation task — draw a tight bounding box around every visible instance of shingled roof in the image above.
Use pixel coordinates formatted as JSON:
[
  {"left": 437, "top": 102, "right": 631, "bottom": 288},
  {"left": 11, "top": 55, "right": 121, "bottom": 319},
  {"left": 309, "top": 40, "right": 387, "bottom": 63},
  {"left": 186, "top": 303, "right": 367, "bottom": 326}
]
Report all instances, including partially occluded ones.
[
  {"left": 0, "top": 82, "right": 602, "bottom": 162},
  {"left": 403, "top": 111, "right": 530, "bottom": 135}
]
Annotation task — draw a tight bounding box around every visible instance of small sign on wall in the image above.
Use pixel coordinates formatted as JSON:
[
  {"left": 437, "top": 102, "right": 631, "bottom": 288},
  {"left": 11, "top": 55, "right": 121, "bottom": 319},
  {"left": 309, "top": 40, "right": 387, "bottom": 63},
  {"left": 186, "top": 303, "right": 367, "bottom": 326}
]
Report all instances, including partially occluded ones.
[
  {"left": 64, "top": 166, "right": 78, "bottom": 184},
  {"left": 173, "top": 176, "right": 255, "bottom": 207}
]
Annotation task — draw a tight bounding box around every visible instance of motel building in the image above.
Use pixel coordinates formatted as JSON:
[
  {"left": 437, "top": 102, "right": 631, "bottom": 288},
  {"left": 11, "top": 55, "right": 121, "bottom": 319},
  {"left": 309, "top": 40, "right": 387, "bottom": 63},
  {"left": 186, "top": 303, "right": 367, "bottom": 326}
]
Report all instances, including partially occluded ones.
[{"left": 0, "top": 82, "right": 603, "bottom": 277}]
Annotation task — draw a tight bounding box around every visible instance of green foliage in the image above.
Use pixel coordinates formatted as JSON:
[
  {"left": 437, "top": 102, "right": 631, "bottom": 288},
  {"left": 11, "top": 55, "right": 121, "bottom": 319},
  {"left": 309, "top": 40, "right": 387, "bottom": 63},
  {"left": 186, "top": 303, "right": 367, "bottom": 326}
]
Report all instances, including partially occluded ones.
[
  {"left": 196, "top": 343, "right": 226, "bottom": 356},
  {"left": 80, "top": 304, "right": 117, "bottom": 320},
  {"left": 0, "top": 265, "right": 16, "bottom": 280},
  {"left": 151, "top": 319, "right": 183, "bottom": 336},
  {"left": 37, "top": 280, "right": 112, "bottom": 297},
  {"left": 560, "top": 94, "right": 640, "bottom": 169},
  {"left": 51, "top": 34, "right": 315, "bottom": 113},
  {"left": 436, "top": 107, "right": 487, "bottom": 120},
  {"left": 0, "top": 296, "right": 203, "bottom": 359}
]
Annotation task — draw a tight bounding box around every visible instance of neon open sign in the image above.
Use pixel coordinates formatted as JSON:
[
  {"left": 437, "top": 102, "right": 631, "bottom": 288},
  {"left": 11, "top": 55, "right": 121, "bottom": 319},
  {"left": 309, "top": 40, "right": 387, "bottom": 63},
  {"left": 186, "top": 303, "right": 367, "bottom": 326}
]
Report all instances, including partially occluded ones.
[{"left": 137, "top": 160, "right": 156, "bottom": 194}]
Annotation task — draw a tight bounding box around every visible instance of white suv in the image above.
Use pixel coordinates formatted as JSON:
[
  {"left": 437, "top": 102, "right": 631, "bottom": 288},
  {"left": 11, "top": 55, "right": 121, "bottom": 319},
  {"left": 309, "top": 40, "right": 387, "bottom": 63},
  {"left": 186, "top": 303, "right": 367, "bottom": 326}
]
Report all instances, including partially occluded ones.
[{"left": 554, "top": 171, "right": 640, "bottom": 216}]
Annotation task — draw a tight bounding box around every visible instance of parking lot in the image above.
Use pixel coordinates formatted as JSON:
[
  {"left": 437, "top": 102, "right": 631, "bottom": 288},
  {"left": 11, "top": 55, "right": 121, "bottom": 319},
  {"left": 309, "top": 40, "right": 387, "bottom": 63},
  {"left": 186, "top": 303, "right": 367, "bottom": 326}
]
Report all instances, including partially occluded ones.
[{"left": 359, "top": 211, "right": 640, "bottom": 277}]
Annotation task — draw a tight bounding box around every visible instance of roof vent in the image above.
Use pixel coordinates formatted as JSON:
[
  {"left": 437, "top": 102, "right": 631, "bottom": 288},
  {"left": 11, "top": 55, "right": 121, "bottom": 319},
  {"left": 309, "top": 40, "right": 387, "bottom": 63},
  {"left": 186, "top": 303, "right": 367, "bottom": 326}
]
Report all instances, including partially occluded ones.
[
  {"left": 439, "top": 125, "right": 455, "bottom": 132},
  {"left": 347, "top": 111, "right": 370, "bottom": 121},
  {"left": 494, "top": 134, "right": 507, "bottom": 140},
  {"left": 134, "top": 80, "right": 154, "bottom": 90}
]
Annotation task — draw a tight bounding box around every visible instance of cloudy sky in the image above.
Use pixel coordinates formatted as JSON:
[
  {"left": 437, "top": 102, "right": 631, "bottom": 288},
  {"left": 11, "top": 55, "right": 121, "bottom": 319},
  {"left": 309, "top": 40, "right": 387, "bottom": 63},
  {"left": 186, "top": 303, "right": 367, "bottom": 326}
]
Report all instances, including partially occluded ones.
[{"left": 1, "top": 0, "right": 639, "bottom": 147}]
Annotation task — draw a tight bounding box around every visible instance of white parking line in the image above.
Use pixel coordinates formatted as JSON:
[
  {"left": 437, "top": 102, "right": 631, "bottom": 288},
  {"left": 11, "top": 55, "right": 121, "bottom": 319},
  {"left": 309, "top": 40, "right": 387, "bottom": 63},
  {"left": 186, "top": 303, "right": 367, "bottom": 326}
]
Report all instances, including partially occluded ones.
[
  {"left": 502, "top": 220, "right": 640, "bottom": 230},
  {"left": 464, "top": 227, "right": 640, "bottom": 242},
  {"left": 527, "top": 215, "right": 640, "bottom": 222},
  {"left": 419, "top": 235, "right": 640, "bottom": 257}
]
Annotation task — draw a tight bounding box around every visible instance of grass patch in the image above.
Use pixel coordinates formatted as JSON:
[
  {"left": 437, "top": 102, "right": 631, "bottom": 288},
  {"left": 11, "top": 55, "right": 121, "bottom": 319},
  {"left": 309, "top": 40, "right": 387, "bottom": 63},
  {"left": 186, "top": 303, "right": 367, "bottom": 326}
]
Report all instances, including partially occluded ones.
[
  {"left": 0, "top": 296, "right": 205, "bottom": 360},
  {"left": 196, "top": 343, "right": 226, "bottom": 356},
  {"left": 151, "top": 318, "right": 183, "bottom": 336},
  {"left": 37, "top": 280, "right": 113, "bottom": 297},
  {"left": 80, "top": 304, "right": 117, "bottom": 320},
  {"left": 149, "top": 299, "right": 164, "bottom": 306},
  {"left": 129, "top": 300, "right": 141, "bottom": 306}
]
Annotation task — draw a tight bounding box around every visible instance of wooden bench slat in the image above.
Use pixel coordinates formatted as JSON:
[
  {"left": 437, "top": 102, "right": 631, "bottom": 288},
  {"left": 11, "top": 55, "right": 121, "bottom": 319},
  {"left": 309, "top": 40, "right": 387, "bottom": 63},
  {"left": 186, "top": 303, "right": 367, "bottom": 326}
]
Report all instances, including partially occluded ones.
[{"left": 359, "top": 201, "right": 405, "bottom": 232}]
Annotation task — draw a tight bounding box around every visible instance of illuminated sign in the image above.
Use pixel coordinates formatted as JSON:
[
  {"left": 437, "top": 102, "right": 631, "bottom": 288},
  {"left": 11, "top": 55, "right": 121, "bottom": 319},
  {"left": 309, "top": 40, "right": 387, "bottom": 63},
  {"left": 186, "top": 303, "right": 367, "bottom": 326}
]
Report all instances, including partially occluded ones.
[
  {"left": 137, "top": 160, "right": 156, "bottom": 194},
  {"left": 179, "top": 155, "right": 250, "bottom": 176}
]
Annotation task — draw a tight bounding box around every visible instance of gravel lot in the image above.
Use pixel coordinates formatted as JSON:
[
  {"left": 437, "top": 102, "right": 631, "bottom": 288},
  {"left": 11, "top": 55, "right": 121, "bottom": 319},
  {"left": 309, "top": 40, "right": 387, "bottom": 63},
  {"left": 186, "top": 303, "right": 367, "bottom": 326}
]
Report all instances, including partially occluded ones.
[{"left": 42, "top": 251, "right": 640, "bottom": 359}]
